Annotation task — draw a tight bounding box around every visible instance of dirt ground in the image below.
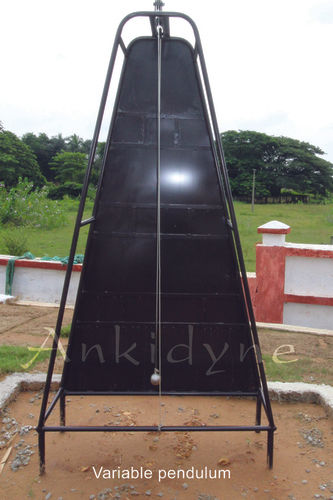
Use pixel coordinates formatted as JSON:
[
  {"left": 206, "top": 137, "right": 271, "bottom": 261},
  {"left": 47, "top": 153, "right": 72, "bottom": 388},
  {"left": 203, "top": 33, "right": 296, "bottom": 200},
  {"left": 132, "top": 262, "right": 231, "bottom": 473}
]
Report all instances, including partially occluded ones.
[
  {"left": 0, "top": 303, "right": 333, "bottom": 499},
  {"left": 0, "top": 304, "right": 73, "bottom": 348},
  {"left": 0, "top": 391, "right": 332, "bottom": 500}
]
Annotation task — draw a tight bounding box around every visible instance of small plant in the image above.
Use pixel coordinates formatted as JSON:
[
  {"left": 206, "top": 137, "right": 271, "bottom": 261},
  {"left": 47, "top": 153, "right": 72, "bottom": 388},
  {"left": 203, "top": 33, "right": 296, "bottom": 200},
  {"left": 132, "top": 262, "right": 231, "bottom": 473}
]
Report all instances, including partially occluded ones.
[
  {"left": 1, "top": 229, "right": 29, "bottom": 256},
  {"left": 28, "top": 488, "right": 35, "bottom": 499},
  {"left": 60, "top": 324, "right": 71, "bottom": 338}
]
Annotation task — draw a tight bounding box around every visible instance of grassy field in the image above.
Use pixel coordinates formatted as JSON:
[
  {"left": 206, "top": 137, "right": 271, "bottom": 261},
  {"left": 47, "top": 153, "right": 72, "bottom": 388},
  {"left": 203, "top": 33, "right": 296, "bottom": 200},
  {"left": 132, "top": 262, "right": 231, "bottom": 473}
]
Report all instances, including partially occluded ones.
[
  {"left": 262, "top": 354, "right": 332, "bottom": 384},
  {"left": 0, "top": 346, "right": 51, "bottom": 375},
  {"left": 0, "top": 200, "right": 332, "bottom": 271},
  {"left": 0, "top": 198, "right": 94, "bottom": 259}
]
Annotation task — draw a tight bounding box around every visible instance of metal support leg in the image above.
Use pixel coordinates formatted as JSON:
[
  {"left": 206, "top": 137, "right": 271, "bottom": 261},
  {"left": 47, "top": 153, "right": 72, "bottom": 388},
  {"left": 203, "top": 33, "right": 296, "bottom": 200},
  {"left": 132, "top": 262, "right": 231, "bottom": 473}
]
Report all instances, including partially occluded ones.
[
  {"left": 255, "top": 394, "right": 261, "bottom": 433},
  {"left": 60, "top": 393, "right": 66, "bottom": 429},
  {"left": 38, "top": 429, "right": 45, "bottom": 475},
  {"left": 267, "top": 429, "right": 274, "bottom": 469}
]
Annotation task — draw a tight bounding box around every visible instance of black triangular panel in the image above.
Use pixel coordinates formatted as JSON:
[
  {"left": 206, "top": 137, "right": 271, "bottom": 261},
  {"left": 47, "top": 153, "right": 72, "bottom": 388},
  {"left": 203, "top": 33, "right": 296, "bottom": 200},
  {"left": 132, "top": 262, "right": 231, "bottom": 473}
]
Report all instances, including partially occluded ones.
[
  {"left": 38, "top": 12, "right": 275, "bottom": 473},
  {"left": 61, "top": 37, "right": 259, "bottom": 394}
]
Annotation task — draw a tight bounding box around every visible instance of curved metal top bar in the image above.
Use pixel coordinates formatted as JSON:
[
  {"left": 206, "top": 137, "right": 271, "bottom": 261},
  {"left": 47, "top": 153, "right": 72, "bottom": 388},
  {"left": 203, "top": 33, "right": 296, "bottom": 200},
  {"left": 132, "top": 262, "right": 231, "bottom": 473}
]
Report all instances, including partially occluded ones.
[{"left": 115, "top": 10, "right": 201, "bottom": 42}]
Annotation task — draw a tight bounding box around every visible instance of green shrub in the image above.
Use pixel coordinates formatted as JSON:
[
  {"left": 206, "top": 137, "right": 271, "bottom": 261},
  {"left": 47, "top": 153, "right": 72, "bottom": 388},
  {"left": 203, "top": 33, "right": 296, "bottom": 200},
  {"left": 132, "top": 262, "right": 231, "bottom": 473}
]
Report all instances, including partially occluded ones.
[
  {"left": 60, "top": 324, "right": 71, "bottom": 338},
  {"left": 48, "top": 182, "right": 82, "bottom": 200},
  {"left": 48, "top": 182, "right": 97, "bottom": 202},
  {"left": 0, "top": 178, "right": 66, "bottom": 228},
  {"left": 1, "top": 229, "right": 29, "bottom": 255},
  {"left": 61, "top": 194, "right": 78, "bottom": 208}
]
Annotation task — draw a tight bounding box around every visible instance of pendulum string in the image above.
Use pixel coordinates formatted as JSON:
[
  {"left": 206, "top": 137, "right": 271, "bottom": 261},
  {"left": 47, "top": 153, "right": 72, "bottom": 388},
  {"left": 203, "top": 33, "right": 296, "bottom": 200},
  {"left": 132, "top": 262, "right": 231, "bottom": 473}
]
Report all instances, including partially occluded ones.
[
  {"left": 151, "top": 21, "right": 163, "bottom": 431},
  {"left": 157, "top": 21, "right": 163, "bottom": 428}
]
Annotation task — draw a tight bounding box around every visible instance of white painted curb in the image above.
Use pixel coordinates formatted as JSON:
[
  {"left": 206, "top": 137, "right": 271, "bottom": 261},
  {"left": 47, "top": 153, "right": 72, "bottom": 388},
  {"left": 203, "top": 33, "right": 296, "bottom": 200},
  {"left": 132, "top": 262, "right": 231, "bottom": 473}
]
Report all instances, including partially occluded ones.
[
  {"left": 0, "top": 373, "right": 332, "bottom": 418},
  {"left": 268, "top": 381, "right": 333, "bottom": 418},
  {"left": 257, "top": 321, "right": 333, "bottom": 337},
  {"left": 0, "top": 373, "right": 61, "bottom": 411}
]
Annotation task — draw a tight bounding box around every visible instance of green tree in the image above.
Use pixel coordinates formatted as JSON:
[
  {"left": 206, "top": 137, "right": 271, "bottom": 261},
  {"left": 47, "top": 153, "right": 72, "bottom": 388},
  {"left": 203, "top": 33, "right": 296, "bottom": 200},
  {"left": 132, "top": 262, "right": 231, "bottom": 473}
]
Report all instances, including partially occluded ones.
[
  {"left": 49, "top": 133, "right": 67, "bottom": 155},
  {"left": 0, "top": 130, "right": 45, "bottom": 187},
  {"left": 65, "top": 134, "right": 85, "bottom": 153},
  {"left": 50, "top": 151, "right": 87, "bottom": 184},
  {"left": 22, "top": 132, "right": 66, "bottom": 181},
  {"left": 22, "top": 131, "right": 103, "bottom": 185},
  {"left": 221, "top": 130, "right": 333, "bottom": 199},
  {"left": 64, "top": 134, "right": 92, "bottom": 155}
]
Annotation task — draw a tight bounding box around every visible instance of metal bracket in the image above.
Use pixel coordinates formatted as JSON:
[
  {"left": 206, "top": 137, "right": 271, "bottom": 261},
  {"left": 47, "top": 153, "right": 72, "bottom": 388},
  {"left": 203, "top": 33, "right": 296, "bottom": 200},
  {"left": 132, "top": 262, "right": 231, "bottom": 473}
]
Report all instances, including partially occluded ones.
[
  {"left": 154, "top": 0, "right": 165, "bottom": 10},
  {"left": 150, "top": 14, "right": 170, "bottom": 38}
]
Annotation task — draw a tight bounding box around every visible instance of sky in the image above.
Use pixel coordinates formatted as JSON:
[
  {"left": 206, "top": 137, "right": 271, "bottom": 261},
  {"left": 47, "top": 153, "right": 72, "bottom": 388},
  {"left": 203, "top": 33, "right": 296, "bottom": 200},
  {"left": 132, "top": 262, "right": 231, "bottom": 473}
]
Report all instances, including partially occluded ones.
[{"left": 1, "top": 0, "right": 333, "bottom": 162}]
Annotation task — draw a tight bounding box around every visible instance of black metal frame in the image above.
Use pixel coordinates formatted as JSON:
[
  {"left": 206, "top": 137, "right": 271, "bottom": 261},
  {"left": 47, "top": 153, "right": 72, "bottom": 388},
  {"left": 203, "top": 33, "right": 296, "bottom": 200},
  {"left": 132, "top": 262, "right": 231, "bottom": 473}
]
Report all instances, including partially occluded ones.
[{"left": 37, "top": 10, "right": 276, "bottom": 474}]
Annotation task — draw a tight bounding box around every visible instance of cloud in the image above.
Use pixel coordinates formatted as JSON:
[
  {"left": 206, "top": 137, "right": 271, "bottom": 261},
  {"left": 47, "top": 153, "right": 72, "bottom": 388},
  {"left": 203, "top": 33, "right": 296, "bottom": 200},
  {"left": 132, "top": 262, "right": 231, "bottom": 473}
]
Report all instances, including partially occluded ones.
[
  {"left": 236, "top": 111, "right": 291, "bottom": 133},
  {"left": 309, "top": 1, "right": 333, "bottom": 24}
]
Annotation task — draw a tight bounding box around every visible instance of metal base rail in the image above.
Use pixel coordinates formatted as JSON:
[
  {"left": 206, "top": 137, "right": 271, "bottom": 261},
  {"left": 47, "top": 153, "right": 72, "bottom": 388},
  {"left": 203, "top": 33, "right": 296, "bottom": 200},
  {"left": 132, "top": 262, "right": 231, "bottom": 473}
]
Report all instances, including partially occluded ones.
[{"left": 37, "top": 390, "right": 275, "bottom": 473}]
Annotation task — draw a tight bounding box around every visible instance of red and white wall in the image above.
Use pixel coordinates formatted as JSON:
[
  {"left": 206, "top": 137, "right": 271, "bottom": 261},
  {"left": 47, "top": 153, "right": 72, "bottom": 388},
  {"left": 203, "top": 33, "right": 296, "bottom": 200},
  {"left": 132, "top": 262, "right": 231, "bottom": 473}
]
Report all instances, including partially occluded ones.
[
  {"left": 252, "top": 220, "right": 333, "bottom": 330},
  {"left": 1, "top": 220, "right": 333, "bottom": 330},
  {"left": 0, "top": 257, "right": 81, "bottom": 306}
]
